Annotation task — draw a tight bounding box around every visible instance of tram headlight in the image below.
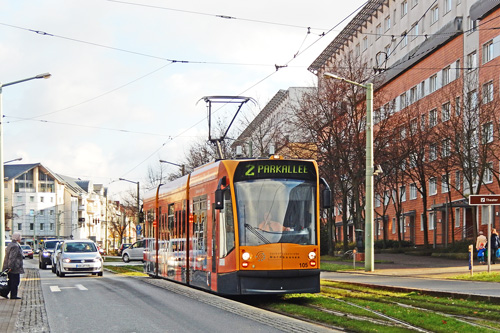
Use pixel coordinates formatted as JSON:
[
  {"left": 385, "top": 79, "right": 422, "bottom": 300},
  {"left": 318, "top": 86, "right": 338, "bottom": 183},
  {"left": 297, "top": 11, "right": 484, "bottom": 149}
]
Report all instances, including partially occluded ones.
[
  {"left": 242, "top": 252, "right": 251, "bottom": 261},
  {"left": 308, "top": 251, "right": 316, "bottom": 260}
]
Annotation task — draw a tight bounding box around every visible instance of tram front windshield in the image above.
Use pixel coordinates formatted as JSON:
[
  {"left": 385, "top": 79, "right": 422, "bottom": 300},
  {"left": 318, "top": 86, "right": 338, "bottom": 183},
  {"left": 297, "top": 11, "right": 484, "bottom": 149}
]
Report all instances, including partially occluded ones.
[{"left": 235, "top": 179, "right": 317, "bottom": 246}]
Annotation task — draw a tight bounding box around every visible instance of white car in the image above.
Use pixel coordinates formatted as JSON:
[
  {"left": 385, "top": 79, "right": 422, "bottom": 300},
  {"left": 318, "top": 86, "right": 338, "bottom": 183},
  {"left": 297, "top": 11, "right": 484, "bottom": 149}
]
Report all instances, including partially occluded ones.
[
  {"left": 56, "top": 240, "right": 103, "bottom": 277},
  {"left": 51, "top": 241, "right": 63, "bottom": 273},
  {"left": 122, "top": 240, "right": 146, "bottom": 262}
]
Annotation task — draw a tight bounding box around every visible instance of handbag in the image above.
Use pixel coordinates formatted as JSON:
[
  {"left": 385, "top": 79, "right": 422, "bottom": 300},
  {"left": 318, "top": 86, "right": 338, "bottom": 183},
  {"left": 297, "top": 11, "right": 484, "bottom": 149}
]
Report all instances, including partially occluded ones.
[
  {"left": 496, "top": 248, "right": 500, "bottom": 259},
  {"left": 0, "top": 269, "right": 9, "bottom": 298}
]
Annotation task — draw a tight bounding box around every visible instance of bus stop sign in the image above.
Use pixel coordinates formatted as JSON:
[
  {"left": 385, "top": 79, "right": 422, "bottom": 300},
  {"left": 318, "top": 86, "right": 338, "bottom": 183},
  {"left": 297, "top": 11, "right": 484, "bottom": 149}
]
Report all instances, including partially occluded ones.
[{"left": 469, "top": 195, "right": 500, "bottom": 205}]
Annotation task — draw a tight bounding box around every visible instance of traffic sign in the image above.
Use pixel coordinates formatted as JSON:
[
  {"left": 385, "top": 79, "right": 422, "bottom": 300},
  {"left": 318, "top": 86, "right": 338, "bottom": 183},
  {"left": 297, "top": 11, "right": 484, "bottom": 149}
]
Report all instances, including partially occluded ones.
[{"left": 469, "top": 195, "right": 500, "bottom": 205}]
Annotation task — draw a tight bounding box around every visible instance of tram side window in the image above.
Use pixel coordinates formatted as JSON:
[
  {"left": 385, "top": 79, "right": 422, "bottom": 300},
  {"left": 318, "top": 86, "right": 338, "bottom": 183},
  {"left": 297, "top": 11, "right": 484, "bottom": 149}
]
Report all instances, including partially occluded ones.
[
  {"left": 219, "top": 189, "right": 235, "bottom": 258},
  {"left": 168, "top": 204, "right": 175, "bottom": 236}
]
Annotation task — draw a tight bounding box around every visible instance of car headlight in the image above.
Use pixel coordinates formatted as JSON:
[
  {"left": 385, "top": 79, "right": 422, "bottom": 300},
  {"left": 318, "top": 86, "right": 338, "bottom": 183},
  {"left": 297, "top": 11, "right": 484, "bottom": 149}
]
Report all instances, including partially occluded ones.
[
  {"left": 62, "top": 258, "right": 71, "bottom": 263},
  {"left": 43, "top": 251, "right": 51, "bottom": 257}
]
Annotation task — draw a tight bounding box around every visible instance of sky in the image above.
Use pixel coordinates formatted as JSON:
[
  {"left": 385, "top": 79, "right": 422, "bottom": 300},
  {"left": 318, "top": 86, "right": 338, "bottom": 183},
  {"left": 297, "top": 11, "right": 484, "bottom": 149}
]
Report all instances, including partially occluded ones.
[{"left": 0, "top": 0, "right": 367, "bottom": 199}]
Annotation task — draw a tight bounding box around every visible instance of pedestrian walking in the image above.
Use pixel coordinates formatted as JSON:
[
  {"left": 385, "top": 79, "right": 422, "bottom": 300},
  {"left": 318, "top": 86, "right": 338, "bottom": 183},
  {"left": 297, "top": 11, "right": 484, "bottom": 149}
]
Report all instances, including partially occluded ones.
[
  {"left": 476, "top": 231, "right": 487, "bottom": 264},
  {"left": 488, "top": 229, "right": 500, "bottom": 265},
  {"left": 1, "top": 232, "right": 24, "bottom": 299}
]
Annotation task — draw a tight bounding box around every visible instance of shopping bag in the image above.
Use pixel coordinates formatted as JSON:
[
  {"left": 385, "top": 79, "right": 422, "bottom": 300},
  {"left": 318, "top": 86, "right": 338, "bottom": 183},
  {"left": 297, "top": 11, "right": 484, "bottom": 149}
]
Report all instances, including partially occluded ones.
[
  {"left": 496, "top": 248, "right": 500, "bottom": 259},
  {"left": 0, "top": 270, "right": 9, "bottom": 298}
]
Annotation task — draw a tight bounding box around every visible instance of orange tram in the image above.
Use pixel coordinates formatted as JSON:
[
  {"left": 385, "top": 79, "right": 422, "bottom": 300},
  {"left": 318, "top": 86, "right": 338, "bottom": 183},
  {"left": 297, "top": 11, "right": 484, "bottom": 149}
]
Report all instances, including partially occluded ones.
[{"left": 142, "top": 156, "right": 331, "bottom": 295}]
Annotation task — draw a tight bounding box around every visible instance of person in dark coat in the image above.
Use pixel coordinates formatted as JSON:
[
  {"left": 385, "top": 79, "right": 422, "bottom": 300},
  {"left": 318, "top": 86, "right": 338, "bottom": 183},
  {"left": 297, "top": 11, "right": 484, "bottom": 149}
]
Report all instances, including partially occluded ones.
[
  {"left": 2, "top": 232, "right": 24, "bottom": 299},
  {"left": 490, "top": 229, "right": 500, "bottom": 265}
]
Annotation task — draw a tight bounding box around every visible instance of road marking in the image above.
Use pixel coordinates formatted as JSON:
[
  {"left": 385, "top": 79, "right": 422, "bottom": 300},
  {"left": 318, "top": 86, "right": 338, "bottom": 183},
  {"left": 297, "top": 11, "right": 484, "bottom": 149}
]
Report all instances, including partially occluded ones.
[
  {"left": 50, "top": 286, "right": 61, "bottom": 292},
  {"left": 50, "top": 284, "right": 88, "bottom": 292}
]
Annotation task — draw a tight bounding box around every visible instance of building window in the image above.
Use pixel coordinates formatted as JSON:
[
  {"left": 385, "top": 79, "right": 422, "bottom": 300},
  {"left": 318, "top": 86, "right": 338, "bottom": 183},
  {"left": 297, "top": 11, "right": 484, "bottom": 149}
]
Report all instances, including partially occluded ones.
[
  {"left": 482, "top": 81, "right": 494, "bottom": 104},
  {"left": 402, "top": 31, "right": 408, "bottom": 47},
  {"left": 467, "top": 51, "right": 477, "bottom": 70},
  {"left": 482, "top": 40, "right": 494, "bottom": 64},
  {"left": 430, "top": 74, "right": 438, "bottom": 92},
  {"left": 455, "top": 208, "right": 460, "bottom": 228},
  {"left": 410, "top": 183, "right": 417, "bottom": 200},
  {"left": 482, "top": 122, "right": 493, "bottom": 144},
  {"left": 411, "top": 22, "right": 419, "bottom": 40},
  {"left": 410, "top": 86, "right": 418, "bottom": 103},
  {"left": 455, "top": 59, "right": 460, "bottom": 78},
  {"left": 401, "top": 0, "right": 408, "bottom": 17},
  {"left": 384, "top": 15, "right": 391, "bottom": 31},
  {"left": 429, "top": 144, "right": 437, "bottom": 161},
  {"left": 429, "top": 177, "right": 437, "bottom": 195},
  {"left": 375, "top": 193, "right": 381, "bottom": 207},
  {"left": 376, "top": 24, "right": 382, "bottom": 39},
  {"left": 392, "top": 218, "right": 396, "bottom": 234},
  {"left": 442, "top": 138, "right": 450, "bottom": 157},
  {"left": 442, "top": 66, "right": 450, "bottom": 86},
  {"left": 429, "top": 212, "right": 435, "bottom": 230},
  {"left": 469, "top": 17, "right": 477, "bottom": 32},
  {"left": 400, "top": 93, "right": 408, "bottom": 109},
  {"left": 455, "top": 96, "right": 461, "bottom": 116},
  {"left": 384, "top": 191, "right": 390, "bottom": 206},
  {"left": 431, "top": 6, "right": 439, "bottom": 24},
  {"left": 355, "top": 43, "right": 360, "bottom": 57},
  {"left": 444, "top": 0, "right": 452, "bottom": 13},
  {"left": 40, "top": 196, "right": 44, "bottom": 203},
  {"left": 411, "top": 0, "right": 418, "bottom": 8},
  {"left": 484, "top": 162, "right": 493, "bottom": 183},
  {"left": 362, "top": 36, "right": 368, "bottom": 50},
  {"left": 420, "top": 81, "right": 425, "bottom": 98},
  {"left": 455, "top": 171, "right": 461, "bottom": 190},
  {"left": 30, "top": 223, "right": 34, "bottom": 231},
  {"left": 421, "top": 113, "right": 427, "bottom": 129},
  {"left": 442, "top": 102, "right": 450, "bottom": 121},
  {"left": 481, "top": 206, "right": 489, "bottom": 225},
  {"left": 400, "top": 186, "right": 406, "bottom": 202},
  {"left": 442, "top": 174, "right": 449, "bottom": 193},
  {"left": 40, "top": 223, "right": 44, "bottom": 231},
  {"left": 429, "top": 109, "right": 438, "bottom": 127}
]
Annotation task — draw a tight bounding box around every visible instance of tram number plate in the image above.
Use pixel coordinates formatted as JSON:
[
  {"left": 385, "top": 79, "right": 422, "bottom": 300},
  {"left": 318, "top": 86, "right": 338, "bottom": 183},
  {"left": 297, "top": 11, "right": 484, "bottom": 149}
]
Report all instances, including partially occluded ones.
[{"left": 299, "top": 263, "right": 308, "bottom": 268}]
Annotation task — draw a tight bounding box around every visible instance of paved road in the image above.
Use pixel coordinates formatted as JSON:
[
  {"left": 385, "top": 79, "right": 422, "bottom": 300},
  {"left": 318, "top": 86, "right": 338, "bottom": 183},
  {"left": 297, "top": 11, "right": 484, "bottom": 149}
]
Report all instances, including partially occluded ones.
[{"left": 2, "top": 253, "right": 500, "bottom": 332}]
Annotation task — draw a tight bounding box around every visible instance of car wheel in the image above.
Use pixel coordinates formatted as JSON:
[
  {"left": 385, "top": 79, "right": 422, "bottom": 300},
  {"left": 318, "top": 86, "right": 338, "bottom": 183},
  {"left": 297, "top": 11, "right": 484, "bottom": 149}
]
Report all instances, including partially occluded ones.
[
  {"left": 39, "top": 261, "right": 42, "bottom": 269},
  {"left": 51, "top": 264, "right": 56, "bottom": 273},
  {"left": 97, "top": 272, "right": 103, "bottom": 277},
  {"left": 41, "top": 262, "right": 47, "bottom": 270},
  {"left": 122, "top": 254, "right": 130, "bottom": 263}
]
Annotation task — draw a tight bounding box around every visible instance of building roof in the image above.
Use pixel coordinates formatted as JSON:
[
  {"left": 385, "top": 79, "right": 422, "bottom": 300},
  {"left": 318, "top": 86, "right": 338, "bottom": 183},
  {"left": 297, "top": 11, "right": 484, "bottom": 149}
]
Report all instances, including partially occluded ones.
[
  {"left": 4, "top": 163, "right": 65, "bottom": 184},
  {"left": 308, "top": 0, "right": 386, "bottom": 74},
  {"left": 56, "top": 174, "right": 86, "bottom": 195}
]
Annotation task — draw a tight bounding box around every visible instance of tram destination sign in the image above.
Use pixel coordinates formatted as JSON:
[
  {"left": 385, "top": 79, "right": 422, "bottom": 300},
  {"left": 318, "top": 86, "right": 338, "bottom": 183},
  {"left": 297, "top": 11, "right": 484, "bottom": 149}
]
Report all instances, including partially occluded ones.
[
  {"left": 469, "top": 195, "right": 500, "bottom": 205},
  {"left": 234, "top": 160, "right": 317, "bottom": 182}
]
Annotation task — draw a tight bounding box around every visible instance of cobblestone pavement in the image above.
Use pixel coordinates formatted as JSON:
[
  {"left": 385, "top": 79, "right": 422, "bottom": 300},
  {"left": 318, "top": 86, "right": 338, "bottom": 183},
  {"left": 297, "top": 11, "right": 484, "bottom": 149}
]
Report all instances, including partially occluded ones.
[{"left": 15, "top": 269, "right": 49, "bottom": 333}]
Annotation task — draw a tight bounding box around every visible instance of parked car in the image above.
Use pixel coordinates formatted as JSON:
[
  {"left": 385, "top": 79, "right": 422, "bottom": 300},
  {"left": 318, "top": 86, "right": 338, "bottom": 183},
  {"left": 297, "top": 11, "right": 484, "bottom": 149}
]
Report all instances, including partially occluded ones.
[
  {"left": 39, "top": 239, "right": 63, "bottom": 269},
  {"left": 20, "top": 245, "right": 34, "bottom": 259},
  {"left": 51, "top": 241, "right": 63, "bottom": 273},
  {"left": 55, "top": 240, "right": 103, "bottom": 277},
  {"left": 117, "top": 243, "right": 131, "bottom": 256},
  {"left": 122, "top": 240, "right": 146, "bottom": 262}
]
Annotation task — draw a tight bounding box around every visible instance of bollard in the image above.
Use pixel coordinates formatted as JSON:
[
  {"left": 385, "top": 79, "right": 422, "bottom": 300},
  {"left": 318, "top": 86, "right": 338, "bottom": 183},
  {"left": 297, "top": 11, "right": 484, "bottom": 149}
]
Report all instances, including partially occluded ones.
[
  {"left": 353, "top": 249, "right": 357, "bottom": 269},
  {"left": 468, "top": 244, "right": 473, "bottom": 276}
]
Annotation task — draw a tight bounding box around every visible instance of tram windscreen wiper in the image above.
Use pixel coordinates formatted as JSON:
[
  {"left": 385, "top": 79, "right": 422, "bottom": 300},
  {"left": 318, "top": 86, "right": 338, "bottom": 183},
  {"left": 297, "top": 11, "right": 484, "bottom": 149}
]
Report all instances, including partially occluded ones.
[{"left": 244, "top": 224, "right": 271, "bottom": 244}]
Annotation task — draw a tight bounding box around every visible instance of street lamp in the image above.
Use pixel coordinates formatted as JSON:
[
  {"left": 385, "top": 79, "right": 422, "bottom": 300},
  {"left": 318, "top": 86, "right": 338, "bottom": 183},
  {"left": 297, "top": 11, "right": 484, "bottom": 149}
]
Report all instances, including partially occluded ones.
[
  {"left": 159, "top": 160, "right": 185, "bottom": 176},
  {"left": 323, "top": 72, "right": 374, "bottom": 272},
  {"left": 4, "top": 157, "right": 22, "bottom": 164},
  {"left": 0, "top": 73, "right": 51, "bottom": 265},
  {"left": 118, "top": 178, "right": 140, "bottom": 242}
]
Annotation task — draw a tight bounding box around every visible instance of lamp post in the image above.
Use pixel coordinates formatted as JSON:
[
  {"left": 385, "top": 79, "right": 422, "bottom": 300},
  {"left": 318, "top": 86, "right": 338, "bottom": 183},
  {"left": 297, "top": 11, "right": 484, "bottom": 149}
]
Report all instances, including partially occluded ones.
[
  {"left": 159, "top": 160, "right": 185, "bottom": 176},
  {"left": 119, "top": 178, "right": 140, "bottom": 241},
  {"left": 0, "top": 73, "right": 51, "bottom": 265},
  {"left": 323, "top": 72, "right": 374, "bottom": 272},
  {"left": 4, "top": 157, "right": 22, "bottom": 164}
]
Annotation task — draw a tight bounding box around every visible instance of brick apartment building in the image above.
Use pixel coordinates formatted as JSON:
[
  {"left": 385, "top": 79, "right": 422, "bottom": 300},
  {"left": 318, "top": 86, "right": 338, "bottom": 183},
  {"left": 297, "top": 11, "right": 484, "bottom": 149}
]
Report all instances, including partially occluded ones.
[{"left": 308, "top": 0, "right": 500, "bottom": 247}]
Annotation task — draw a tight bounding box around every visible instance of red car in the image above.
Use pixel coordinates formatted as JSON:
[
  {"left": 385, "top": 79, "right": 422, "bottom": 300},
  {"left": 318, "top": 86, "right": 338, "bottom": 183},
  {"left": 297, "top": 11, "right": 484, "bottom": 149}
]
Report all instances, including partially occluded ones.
[
  {"left": 118, "top": 243, "right": 131, "bottom": 256},
  {"left": 21, "top": 245, "right": 34, "bottom": 259}
]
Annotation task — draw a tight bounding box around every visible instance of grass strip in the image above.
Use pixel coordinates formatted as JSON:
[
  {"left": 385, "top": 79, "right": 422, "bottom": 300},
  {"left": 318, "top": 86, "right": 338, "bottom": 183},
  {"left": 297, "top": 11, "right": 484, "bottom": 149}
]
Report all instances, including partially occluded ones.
[{"left": 105, "top": 265, "right": 147, "bottom": 276}]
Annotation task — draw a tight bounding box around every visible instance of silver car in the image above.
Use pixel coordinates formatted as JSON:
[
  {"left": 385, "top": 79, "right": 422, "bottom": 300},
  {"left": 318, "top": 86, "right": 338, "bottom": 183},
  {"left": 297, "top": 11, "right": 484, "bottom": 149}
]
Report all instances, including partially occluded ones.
[{"left": 56, "top": 240, "right": 103, "bottom": 277}]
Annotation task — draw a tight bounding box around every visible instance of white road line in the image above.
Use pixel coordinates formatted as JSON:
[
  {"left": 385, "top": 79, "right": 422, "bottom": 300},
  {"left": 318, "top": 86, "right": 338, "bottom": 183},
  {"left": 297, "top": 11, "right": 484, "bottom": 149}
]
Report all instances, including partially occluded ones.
[
  {"left": 75, "top": 284, "right": 88, "bottom": 291},
  {"left": 50, "top": 286, "right": 61, "bottom": 292}
]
